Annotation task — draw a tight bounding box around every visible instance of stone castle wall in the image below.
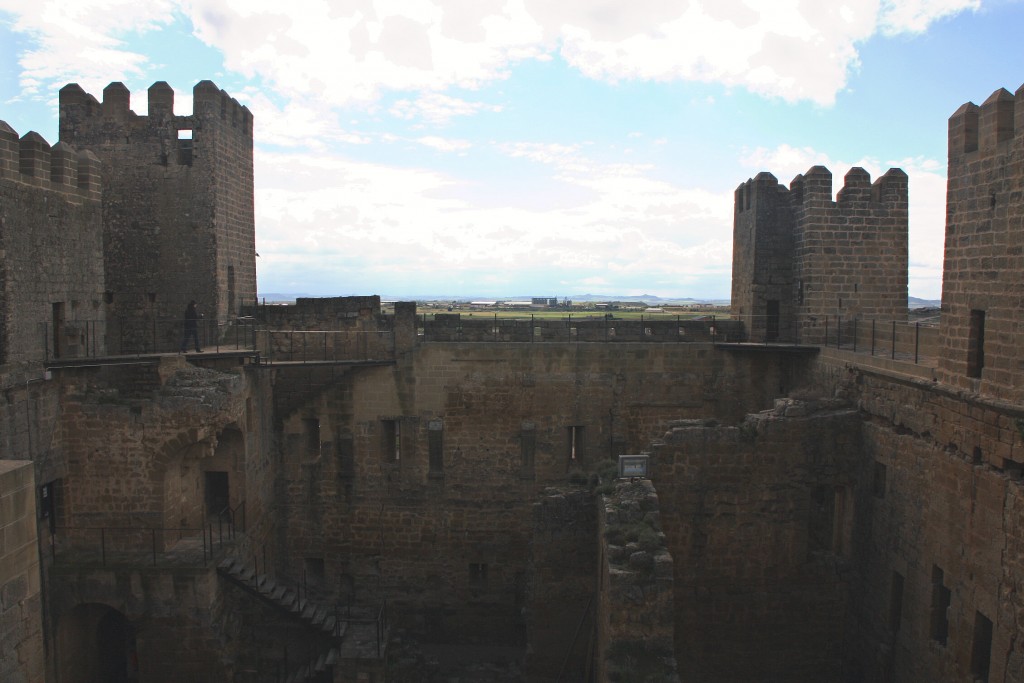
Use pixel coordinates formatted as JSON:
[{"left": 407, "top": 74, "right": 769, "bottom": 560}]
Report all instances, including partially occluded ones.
[
  {"left": 0, "top": 122, "right": 105, "bottom": 365},
  {"left": 0, "top": 461, "right": 44, "bottom": 683},
  {"left": 267, "top": 340, "right": 811, "bottom": 643},
  {"left": 650, "top": 402, "right": 863, "bottom": 682},
  {"left": 811, "top": 348, "right": 1024, "bottom": 682}
]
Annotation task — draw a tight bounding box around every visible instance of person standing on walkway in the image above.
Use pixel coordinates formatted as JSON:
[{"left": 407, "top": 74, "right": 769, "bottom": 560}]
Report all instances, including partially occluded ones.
[{"left": 180, "top": 300, "right": 202, "bottom": 353}]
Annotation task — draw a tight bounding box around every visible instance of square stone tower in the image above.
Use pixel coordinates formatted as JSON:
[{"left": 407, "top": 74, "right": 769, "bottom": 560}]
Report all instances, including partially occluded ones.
[
  {"left": 58, "top": 81, "right": 256, "bottom": 352},
  {"left": 732, "top": 165, "right": 908, "bottom": 343},
  {"left": 939, "top": 86, "right": 1024, "bottom": 401}
]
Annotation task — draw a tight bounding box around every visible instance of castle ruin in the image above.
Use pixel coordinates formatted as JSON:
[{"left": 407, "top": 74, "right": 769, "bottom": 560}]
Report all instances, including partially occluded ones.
[{"left": 2, "top": 78, "right": 1024, "bottom": 683}]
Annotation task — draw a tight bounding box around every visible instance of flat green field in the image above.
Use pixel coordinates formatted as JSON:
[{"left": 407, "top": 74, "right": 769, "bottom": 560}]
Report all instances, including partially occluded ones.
[{"left": 411, "top": 309, "right": 727, "bottom": 321}]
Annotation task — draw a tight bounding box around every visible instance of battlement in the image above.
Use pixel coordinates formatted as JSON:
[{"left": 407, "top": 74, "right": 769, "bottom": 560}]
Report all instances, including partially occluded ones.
[
  {"left": 948, "top": 84, "right": 1024, "bottom": 158},
  {"left": 0, "top": 120, "right": 100, "bottom": 200},
  {"left": 59, "top": 80, "right": 252, "bottom": 135},
  {"left": 737, "top": 166, "right": 906, "bottom": 214}
]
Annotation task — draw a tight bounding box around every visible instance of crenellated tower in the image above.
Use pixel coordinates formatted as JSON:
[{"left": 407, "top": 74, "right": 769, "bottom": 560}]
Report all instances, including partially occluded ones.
[
  {"left": 938, "top": 84, "right": 1024, "bottom": 401},
  {"left": 732, "top": 165, "right": 908, "bottom": 343},
  {"left": 58, "top": 80, "right": 255, "bottom": 351},
  {"left": 732, "top": 172, "right": 794, "bottom": 341}
]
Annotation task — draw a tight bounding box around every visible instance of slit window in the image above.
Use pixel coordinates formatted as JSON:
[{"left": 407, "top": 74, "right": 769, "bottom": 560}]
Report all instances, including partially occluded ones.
[
  {"left": 889, "top": 571, "right": 904, "bottom": 633},
  {"left": 428, "top": 419, "right": 443, "bottom": 473},
  {"left": 930, "top": 566, "right": 951, "bottom": 645},
  {"left": 382, "top": 419, "right": 401, "bottom": 462},
  {"left": 971, "top": 611, "right": 993, "bottom": 682},
  {"left": 968, "top": 309, "right": 985, "bottom": 378},
  {"left": 568, "top": 426, "right": 584, "bottom": 464}
]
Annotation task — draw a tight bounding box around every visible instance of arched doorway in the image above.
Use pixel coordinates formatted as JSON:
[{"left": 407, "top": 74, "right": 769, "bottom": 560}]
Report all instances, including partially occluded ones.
[{"left": 58, "top": 603, "right": 138, "bottom": 683}]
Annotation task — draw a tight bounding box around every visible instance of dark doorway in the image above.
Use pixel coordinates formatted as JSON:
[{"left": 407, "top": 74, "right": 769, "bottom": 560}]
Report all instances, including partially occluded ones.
[
  {"left": 96, "top": 608, "right": 137, "bottom": 683},
  {"left": 766, "top": 299, "right": 780, "bottom": 342},
  {"left": 205, "top": 471, "right": 229, "bottom": 516}
]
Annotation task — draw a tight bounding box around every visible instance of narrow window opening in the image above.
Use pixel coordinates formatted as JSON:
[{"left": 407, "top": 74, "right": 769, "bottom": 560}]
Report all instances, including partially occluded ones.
[
  {"left": 808, "top": 485, "right": 835, "bottom": 551},
  {"left": 382, "top": 419, "right": 401, "bottom": 462},
  {"left": 337, "top": 435, "right": 355, "bottom": 479},
  {"left": 228, "top": 265, "right": 236, "bottom": 315},
  {"left": 889, "top": 571, "right": 904, "bottom": 634},
  {"left": 428, "top": 419, "right": 443, "bottom": 474},
  {"left": 567, "top": 426, "right": 584, "bottom": 465},
  {"left": 968, "top": 309, "right": 986, "bottom": 378},
  {"left": 520, "top": 424, "right": 536, "bottom": 479},
  {"left": 930, "top": 565, "right": 951, "bottom": 645},
  {"left": 303, "top": 417, "right": 321, "bottom": 461},
  {"left": 40, "top": 479, "right": 62, "bottom": 533},
  {"left": 971, "top": 611, "right": 993, "bottom": 682},
  {"left": 51, "top": 302, "right": 65, "bottom": 359}
]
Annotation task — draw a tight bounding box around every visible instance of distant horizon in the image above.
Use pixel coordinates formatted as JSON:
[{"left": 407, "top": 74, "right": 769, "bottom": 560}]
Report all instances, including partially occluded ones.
[{"left": 256, "top": 291, "right": 944, "bottom": 306}]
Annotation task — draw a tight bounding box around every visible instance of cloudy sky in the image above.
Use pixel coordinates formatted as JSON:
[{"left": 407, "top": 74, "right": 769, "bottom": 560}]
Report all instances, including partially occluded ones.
[{"left": 1, "top": 0, "right": 1021, "bottom": 300}]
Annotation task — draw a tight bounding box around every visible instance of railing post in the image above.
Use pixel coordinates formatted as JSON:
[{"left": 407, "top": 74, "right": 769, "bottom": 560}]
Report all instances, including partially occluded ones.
[
  {"left": 871, "top": 319, "right": 876, "bottom": 356},
  {"left": 837, "top": 316, "right": 842, "bottom": 349},
  {"left": 853, "top": 318, "right": 858, "bottom": 352}
]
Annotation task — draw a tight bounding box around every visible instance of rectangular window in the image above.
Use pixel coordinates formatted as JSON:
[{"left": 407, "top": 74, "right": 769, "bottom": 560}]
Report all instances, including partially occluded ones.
[
  {"left": 968, "top": 309, "right": 986, "bottom": 378},
  {"left": 428, "top": 420, "right": 443, "bottom": 473},
  {"left": 382, "top": 419, "right": 401, "bottom": 462},
  {"left": 971, "top": 611, "right": 993, "bottom": 682},
  {"left": 808, "top": 485, "right": 835, "bottom": 551},
  {"left": 889, "top": 571, "right": 904, "bottom": 634},
  {"left": 337, "top": 435, "right": 355, "bottom": 479},
  {"left": 930, "top": 566, "right": 951, "bottom": 645},
  {"left": 567, "top": 426, "right": 584, "bottom": 465},
  {"left": 40, "top": 480, "right": 61, "bottom": 532}
]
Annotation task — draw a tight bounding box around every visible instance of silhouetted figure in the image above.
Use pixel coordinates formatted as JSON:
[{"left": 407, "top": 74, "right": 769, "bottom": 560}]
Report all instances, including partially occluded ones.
[{"left": 180, "top": 300, "right": 202, "bottom": 352}]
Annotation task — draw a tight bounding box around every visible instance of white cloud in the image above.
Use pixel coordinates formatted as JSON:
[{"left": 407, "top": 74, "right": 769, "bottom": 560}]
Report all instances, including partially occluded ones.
[
  {"left": 2, "top": 0, "right": 980, "bottom": 109},
  {"left": 390, "top": 92, "right": 502, "bottom": 125},
  {"left": 254, "top": 143, "right": 734, "bottom": 296},
  {"left": 416, "top": 135, "right": 471, "bottom": 152},
  {"left": 0, "top": 0, "right": 177, "bottom": 96}
]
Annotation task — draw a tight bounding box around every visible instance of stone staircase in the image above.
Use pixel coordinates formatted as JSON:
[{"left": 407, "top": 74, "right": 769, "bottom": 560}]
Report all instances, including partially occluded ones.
[{"left": 217, "top": 557, "right": 343, "bottom": 683}]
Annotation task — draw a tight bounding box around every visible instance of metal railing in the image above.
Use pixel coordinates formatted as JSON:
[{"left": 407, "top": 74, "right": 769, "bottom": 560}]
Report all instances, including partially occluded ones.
[
  {"left": 819, "top": 316, "right": 939, "bottom": 365},
  {"left": 420, "top": 313, "right": 743, "bottom": 344},
  {"left": 256, "top": 329, "right": 395, "bottom": 364},
  {"left": 43, "top": 316, "right": 257, "bottom": 361},
  {"left": 52, "top": 502, "right": 245, "bottom": 568}
]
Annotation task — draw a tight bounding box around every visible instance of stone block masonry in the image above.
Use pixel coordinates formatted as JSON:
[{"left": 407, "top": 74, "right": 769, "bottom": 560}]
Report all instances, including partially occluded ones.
[
  {"left": 940, "top": 84, "right": 1024, "bottom": 402},
  {"left": 650, "top": 401, "right": 862, "bottom": 682},
  {"left": 0, "top": 121, "right": 105, "bottom": 365},
  {"left": 733, "top": 165, "right": 908, "bottom": 344},
  {"left": 58, "top": 81, "right": 256, "bottom": 349},
  {"left": 0, "top": 460, "right": 44, "bottom": 683}
]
